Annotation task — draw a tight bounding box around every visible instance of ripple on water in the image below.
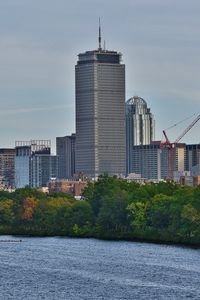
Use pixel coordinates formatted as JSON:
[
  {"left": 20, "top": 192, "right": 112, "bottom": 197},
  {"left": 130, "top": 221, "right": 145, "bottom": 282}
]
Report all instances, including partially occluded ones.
[{"left": 0, "top": 236, "right": 200, "bottom": 299}]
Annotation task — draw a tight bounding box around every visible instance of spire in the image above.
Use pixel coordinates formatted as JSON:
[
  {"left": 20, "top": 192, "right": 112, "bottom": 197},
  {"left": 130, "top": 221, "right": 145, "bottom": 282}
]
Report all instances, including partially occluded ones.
[{"left": 98, "top": 17, "right": 102, "bottom": 51}]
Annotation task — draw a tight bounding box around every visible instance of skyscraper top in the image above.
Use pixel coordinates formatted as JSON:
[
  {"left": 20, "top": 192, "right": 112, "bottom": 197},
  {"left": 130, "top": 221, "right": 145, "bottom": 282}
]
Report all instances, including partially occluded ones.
[{"left": 77, "top": 20, "right": 122, "bottom": 65}]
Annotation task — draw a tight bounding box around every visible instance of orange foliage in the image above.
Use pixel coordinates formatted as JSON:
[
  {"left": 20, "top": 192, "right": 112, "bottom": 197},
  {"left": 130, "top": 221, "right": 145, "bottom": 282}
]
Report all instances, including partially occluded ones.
[{"left": 21, "top": 197, "right": 39, "bottom": 221}]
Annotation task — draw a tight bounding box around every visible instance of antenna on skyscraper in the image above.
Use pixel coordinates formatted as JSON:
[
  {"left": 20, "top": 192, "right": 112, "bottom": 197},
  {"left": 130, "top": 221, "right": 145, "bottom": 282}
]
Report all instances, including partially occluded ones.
[{"left": 98, "top": 17, "right": 102, "bottom": 51}]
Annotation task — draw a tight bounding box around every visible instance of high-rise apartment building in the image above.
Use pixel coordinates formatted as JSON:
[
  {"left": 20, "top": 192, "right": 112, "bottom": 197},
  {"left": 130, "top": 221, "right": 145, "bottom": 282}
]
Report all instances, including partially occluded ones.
[
  {"left": 185, "top": 144, "right": 200, "bottom": 171},
  {"left": 130, "top": 142, "right": 164, "bottom": 180},
  {"left": 130, "top": 142, "right": 185, "bottom": 180},
  {"left": 126, "top": 96, "right": 155, "bottom": 174},
  {"left": 0, "top": 148, "right": 15, "bottom": 188},
  {"left": 75, "top": 27, "right": 126, "bottom": 178},
  {"left": 15, "top": 140, "right": 57, "bottom": 188},
  {"left": 56, "top": 134, "right": 76, "bottom": 179}
]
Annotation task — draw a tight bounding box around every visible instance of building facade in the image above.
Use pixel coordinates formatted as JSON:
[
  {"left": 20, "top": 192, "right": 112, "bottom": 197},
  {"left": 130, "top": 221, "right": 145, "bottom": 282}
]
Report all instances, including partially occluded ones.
[
  {"left": 130, "top": 142, "right": 163, "bottom": 180},
  {"left": 48, "top": 179, "right": 87, "bottom": 197},
  {"left": 0, "top": 148, "right": 15, "bottom": 188},
  {"left": 185, "top": 144, "right": 200, "bottom": 171},
  {"left": 126, "top": 96, "right": 155, "bottom": 174},
  {"left": 130, "top": 142, "right": 185, "bottom": 180},
  {"left": 15, "top": 140, "right": 57, "bottom": 188},
  {"left": 75, "top": 33, "right": 126, "bottom": 178},
  {"left": 56, "top": 134, "right": 76, "bottom": 179},
  {"left": 30, "top": 154, "right": 58, "bottom": 188}
]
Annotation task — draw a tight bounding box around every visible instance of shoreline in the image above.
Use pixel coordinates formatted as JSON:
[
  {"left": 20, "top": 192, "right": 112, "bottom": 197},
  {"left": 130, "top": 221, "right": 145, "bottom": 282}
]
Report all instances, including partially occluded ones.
[{"left": 0, "top": 232, "right": 199, "bottom": 249}]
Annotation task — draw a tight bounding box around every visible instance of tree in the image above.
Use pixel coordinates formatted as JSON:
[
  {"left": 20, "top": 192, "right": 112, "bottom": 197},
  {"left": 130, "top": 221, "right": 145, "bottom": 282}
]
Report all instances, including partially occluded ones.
[
  {"left": 97, "top": 187, "right": 130, "bottom": 232},
  {"left": 127, "top": 201, "right": 147, "bottom": 231},
  {"left": 21, "top": 197, "right": 39, "bottom": 222},
  {"left": 180, "top": 203, "right": 200, "bottom": 240},
  {"left": 0, "top": 199, "right": 14, "bottom": 225}
]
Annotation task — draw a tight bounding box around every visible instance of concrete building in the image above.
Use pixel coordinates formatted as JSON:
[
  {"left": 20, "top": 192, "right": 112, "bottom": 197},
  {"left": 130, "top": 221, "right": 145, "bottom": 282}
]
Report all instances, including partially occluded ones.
[
  {"left": 174, "top": 143, "right": 185, "bottom": 173},
  {"left": 56, "top": 134, "right": 76, "bottom": 179},
  {"left": 15, "top": 140, "right": 58, "bottom": 188},
  {"left": 0, "top": 148, "right": 15, "bottom": 188},
  {"left": 173, "top": 170, "right": 191, "bottom": 183},
  {"left": 48, "top": 179, "right": 87, "bottom": 197},
  {"left": 75, "top": 26, "right": 126, "bottom": 179},
  {"left": 185, "top": 144, "right": 200, "bottom": 171},
  {"left": 130, "top": 142, "right": 185, "bottom": 180},
  {"left": 130, "top": 142, "right": 163, "bottom": 180},
  {"left": 126, "top": 96, "right": 155, "bottom": 174}
]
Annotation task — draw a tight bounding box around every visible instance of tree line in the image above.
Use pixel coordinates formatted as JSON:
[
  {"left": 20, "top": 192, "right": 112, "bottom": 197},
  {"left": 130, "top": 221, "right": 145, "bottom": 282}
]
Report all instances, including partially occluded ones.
[{"left": 0, "top": 174, "right": 200, "bottom": 246}]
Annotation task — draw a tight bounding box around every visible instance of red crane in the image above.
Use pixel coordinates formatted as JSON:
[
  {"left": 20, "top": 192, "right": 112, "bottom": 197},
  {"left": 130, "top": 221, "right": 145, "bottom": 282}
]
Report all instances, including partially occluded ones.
[{"left": 161, "top": 114, "right": 200, "bottom": 179}]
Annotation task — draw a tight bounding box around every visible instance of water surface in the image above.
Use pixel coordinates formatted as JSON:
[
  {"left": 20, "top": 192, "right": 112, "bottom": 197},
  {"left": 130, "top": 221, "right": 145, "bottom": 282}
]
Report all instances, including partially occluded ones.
[{"left": 0, "top": 236, "right": 200, "bottom": 299}]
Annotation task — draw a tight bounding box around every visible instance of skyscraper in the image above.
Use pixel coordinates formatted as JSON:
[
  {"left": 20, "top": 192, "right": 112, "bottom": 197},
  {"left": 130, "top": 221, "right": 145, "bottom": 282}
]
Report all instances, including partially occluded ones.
[
  {"left": 126, "top": 96, "right": 155, "bottom": 146},
  {"left": 126, "top": 96, "right": 155, "bottom": 174},
  {"left": 75, "top": 24, "right": 126, "bottom": 178}
]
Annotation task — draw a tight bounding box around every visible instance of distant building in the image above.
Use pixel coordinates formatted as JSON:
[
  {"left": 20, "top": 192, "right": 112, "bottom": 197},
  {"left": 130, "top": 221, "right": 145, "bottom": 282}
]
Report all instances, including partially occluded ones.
[
  {"left": 179, "top": 175, "right": 194, "bottom": 186},
  {"left": 75, "top": 25, "right": 126, "bottom": 178},
  {"left": 191, "top": 164, "right": 200, "bottom": 176},
  {"left": 15, "top": 140, "right": 58, "bottom": 188},
  {"left": 130, "top": 142, "right": 163, "bottom": 180},
  {"left": 129, "top": 142, "right": 185, "bottom": 180},
  {"left": 193, "top": 176, "right": 200, "bottom": 186},
  {"left": 56, "top": 134, "right": 76, "bottom": 179},
  {"left": 185, "top": 144, "right": 200, "bottom": 171},
  {"left": 30, "top": 154, "right": 58, "bottom": 188},
  {"left": 126, "top": 96, "right": 155, "bottom": 174},
  {"left": 0, "top": 148, "right": 15, "bottom": 188},
  {"left": 125, "top": 173, "right": 147, "bottom": 184},
  {"left": 48, "top": 179, "right": 87, "bottom": 197},
  {"left": 173, "top": 170, "right": 191, "bottom": 183}
]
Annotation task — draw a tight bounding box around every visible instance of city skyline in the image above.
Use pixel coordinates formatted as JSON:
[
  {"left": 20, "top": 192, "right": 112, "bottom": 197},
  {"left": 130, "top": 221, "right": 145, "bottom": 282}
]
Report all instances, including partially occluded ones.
[{"left": 0, "top": 0, "right": 200, "bottom": 152}]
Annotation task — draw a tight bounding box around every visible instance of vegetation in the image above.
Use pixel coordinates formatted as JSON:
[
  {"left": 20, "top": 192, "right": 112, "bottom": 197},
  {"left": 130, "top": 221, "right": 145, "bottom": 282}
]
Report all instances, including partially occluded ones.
[{"left": 0, "top": 175, "right": 200, "bottom": 246}]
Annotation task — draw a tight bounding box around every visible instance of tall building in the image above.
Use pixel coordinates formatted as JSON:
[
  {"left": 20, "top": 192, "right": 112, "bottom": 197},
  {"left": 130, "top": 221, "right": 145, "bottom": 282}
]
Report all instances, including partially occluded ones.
[
  {"left": 126, "top": 96, "right": 155, "bottom": 174},
  {"left": 0, "top": 148, "right": 15, "bottom": 188},
  {"left": 30, "top": 154, "right": 58, "bottom": 188},
  {"left": 56, "top": 134, "right": 76, "bottom": 179},
  {"left": 185, "top": 144, "right": 200, "bottom": 171},
  {"left": 15, "top": 140, "right": 58, "bottom": 188},
  {"left": 75, "top": 25, "right": 126, "bottom": 178}
]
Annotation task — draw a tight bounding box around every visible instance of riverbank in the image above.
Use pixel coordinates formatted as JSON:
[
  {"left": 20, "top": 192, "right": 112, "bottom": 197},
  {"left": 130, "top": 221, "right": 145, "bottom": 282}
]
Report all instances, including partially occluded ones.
[
  {"left": 0, "top": 226, "right": 199, "bottom": 248},
  {"left": 0, "top": 176, "right": 200, "bottom": 249}
]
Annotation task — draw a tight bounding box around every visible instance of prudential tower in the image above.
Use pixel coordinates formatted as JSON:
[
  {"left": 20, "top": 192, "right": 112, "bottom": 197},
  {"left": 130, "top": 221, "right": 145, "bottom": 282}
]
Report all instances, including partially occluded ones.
[{"left": 75, "top": 23, "right": 126, "bottom": 178}]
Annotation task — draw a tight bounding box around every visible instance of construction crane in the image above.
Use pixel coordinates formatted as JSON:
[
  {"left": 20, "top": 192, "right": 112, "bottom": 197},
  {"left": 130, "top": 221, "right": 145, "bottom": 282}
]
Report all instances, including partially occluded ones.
[{"left": 161, "top": 114, "right": 200, "bottom": 179}]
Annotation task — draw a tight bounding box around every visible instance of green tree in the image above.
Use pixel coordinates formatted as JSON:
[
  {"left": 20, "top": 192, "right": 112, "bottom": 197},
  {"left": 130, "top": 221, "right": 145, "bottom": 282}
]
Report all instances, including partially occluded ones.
[
  {"left": 97, "top": 187, "right": 130, "bottom": 232},
  {"left": 127, "top": 201, "right": 147, "bottom": 231},
  {"left": 0, "top": 199, "right": 14, "bottom": 225}
]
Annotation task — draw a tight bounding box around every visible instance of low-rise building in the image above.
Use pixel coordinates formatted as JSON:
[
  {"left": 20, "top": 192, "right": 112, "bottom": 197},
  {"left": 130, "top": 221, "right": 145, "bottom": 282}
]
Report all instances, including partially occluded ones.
[{"left": 48, "top": 179, "right": 87, "bottom": 197}]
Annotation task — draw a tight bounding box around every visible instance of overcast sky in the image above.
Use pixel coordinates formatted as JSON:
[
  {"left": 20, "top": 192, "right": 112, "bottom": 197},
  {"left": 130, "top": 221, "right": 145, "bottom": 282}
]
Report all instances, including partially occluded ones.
[{"left": 0, "top": 0, "right": 200, "bottom": 152}]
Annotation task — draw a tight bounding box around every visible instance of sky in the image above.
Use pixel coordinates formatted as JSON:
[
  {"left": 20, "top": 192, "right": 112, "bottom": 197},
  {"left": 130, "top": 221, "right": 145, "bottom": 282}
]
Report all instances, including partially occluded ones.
[{"left": 0, "top": 0, "right": 200, "bottom": 153}]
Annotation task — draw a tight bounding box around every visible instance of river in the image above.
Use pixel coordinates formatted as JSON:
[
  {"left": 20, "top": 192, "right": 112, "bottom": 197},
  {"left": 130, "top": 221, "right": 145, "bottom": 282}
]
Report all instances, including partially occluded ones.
[{"left": 0, "top": 236, "right": 199, "bottom": 299}]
